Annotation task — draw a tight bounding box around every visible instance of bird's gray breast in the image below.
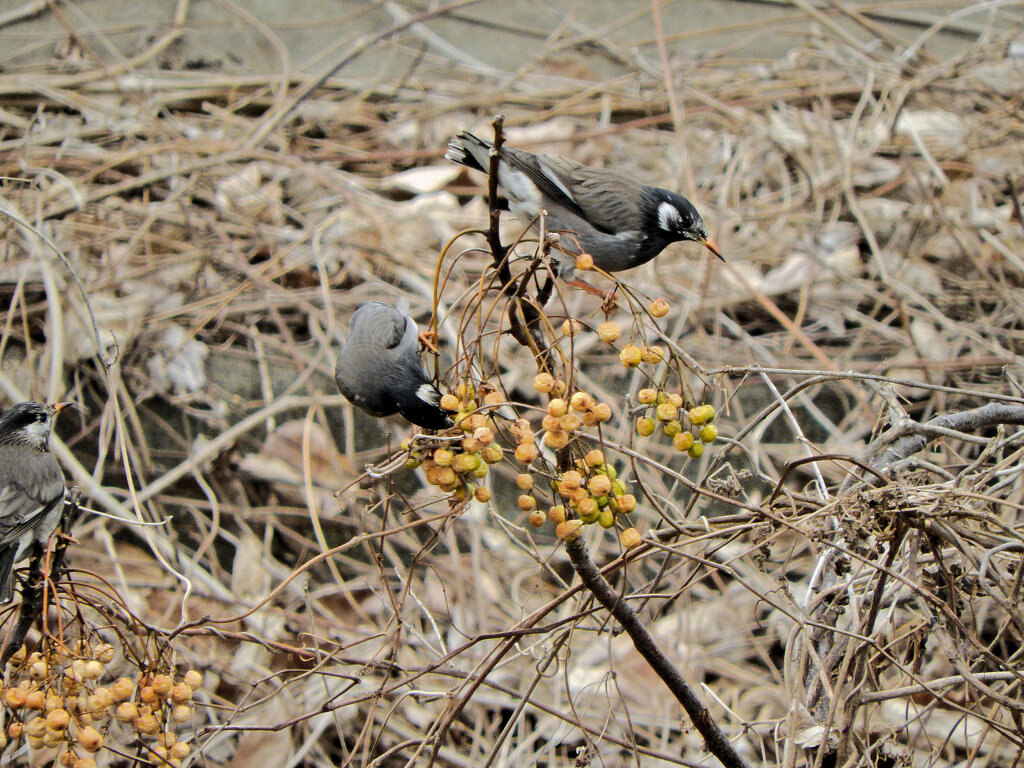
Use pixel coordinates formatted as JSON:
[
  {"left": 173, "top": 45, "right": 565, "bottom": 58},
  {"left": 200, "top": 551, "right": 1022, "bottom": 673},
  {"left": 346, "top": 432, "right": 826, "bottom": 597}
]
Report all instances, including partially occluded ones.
[{"left": 0, "top": 446, "right": 65, "bottom": 548}]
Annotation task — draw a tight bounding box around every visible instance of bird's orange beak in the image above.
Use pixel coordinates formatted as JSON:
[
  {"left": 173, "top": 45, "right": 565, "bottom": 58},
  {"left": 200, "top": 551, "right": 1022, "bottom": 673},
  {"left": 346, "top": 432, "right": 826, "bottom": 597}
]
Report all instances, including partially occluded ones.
[
  {"left": 49, "top": 402, "right": 74, "bottom": 414},
  {"left": 701, "top": 235, "right": 724, "bottom": 261}
]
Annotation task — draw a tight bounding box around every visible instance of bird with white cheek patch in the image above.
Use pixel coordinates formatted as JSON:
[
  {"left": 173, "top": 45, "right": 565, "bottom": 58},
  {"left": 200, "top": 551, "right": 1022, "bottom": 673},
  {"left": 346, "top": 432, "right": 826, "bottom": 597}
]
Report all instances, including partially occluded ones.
[
  {"left": 335, "top": 301, "right": 453, "bottom": 431},
  {"left": 445, "top": 131, "right": 722, "bottom": 289},
  {"left": 0, "top": 401, "right": 71, "bottom": 603}
]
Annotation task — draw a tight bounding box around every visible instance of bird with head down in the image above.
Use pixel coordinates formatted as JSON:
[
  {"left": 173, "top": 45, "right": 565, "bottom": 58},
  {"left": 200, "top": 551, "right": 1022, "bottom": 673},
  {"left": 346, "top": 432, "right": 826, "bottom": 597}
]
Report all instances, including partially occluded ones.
[{"left": 334, "top": 301, "right": 452, "bottom": 431}]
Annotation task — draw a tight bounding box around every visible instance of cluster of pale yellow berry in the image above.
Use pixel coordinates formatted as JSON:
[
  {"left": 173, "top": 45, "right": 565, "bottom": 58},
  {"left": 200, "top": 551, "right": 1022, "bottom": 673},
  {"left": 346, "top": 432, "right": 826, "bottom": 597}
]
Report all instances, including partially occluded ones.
[
  {"left": 550, "top": 450, "right": 643, "bottom": 550},
  {"left": 590, "top": 319, "right": 669, "bottom": 369},
  {"left": 532, "top": 374, "right": 613, "bottom": 449},
  {"left": 507, "top": 384, "right": 643, "bottom": 550},
  {"left": 635, "top": 394, "right": 718, "bottom": 458},
  {"left": 406, "top": 383, "right": 504, "bottom": 502},
  {"left": 1, "top": 641, "right": 203, "bottom": 767}
]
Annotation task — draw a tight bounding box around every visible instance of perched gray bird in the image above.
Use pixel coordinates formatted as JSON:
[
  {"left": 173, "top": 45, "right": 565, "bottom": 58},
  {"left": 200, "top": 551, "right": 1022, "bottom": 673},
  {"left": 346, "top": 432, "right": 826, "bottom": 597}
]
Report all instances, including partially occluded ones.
[
  {"left": 445, "top": 131, "right": 721, "bottom": 281},
  {"left": 0, "top": 401, "right": 71, "bottom": 603},
  {"left": 335, "top": 302, "right": 452, "bottom": 430}
]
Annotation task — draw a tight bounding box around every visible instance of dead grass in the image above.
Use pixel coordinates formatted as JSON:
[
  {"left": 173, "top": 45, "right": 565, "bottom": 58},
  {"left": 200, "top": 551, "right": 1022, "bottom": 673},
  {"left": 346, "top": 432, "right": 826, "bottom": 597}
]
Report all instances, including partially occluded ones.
[{"left": 1, "top": 1, "right": 1024, "bottom": 767}]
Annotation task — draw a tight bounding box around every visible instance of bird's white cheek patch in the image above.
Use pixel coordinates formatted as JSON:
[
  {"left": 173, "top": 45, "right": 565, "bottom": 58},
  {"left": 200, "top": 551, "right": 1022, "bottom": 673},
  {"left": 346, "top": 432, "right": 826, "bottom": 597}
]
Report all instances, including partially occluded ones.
[
  {"left": 24, "top": 421, "right": 50, "bottom": 445},
  {"left": 416, "top": 384, "right": 440, "bottom": 405},
  {"left": 657, "top": 201, "right": 682, "bottom": 232}
]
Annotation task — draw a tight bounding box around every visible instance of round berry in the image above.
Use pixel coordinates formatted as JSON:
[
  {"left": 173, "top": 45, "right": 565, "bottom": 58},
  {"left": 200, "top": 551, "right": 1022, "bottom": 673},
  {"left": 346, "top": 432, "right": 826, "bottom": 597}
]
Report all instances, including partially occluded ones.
[
  {"left": 673, "top": 431, "right": 695, "bottom": 452},
  {"left": 514, "top": 443, "right": 538, "bottom": 464},
  {"left": 588, "top": 474, "right": 612, "bottom": 497},
  {"left": 560, "top": 471, "right": 583, "bottom": 490},
  {"left": 543, "top": 430, "right": 570, "bottom": 449},
  {"left": 555, "top": 520, "right": 584, "bottom": 541},
  {"left": 620, "top": 527, "right": 643, "bottom": 549},
  {"left": 77, "top": 726, "right": 103, "bottom": 753},
  {"left": 453, "top": 453, "right": 481, "bottom": 474},
  {"left": 699, "top": 424, "right": 719, "bottom": 443},
  {"left": 635, "top": 417, "right": 656, "bottom": 437},
  {"left": 655, "top": 403, "right": 678, "bottom": 422},
  {"left": 612, "top": 494, "right": 636, "bottom": 514},
  {"left": 46, "top": 708, "right": 70, "bottom": 731},
  {"left": 619, "top": 344, "right": 642, "bottom": 367},
  {"left": 642, "top": 345, "right": 665, "bottom": 364},
  {"left": 517, "top": 495, "right": 537, "bottom": 512},
  {"left": 170, "top": 741, "right": 191, "bottom": 760},
  {"left": 4, "top": 687, "right": 26, "bottom": 709},
  {"left": 580, "top": 505, "right": 601, "bottom": 525},
  {"left": 557, "top": 413, "right": 579, "bottom": 432},
  {"left": 547, "top": 398, "right": 568, "bottom": 417},
  {"left": 688, "top": 405, "right": 710, "bottom": 426},
  {"left": 480, "top": 444, "right": 503, "bottom": 464},
  {"left": 637, "top": 388, "right": 658, "bottom": 404},
  {"left": 598, "top": 321, "right": 621, "bottom": 343},
  {"left": 649, "top": 298, "right": 670, "bottom": 317},
  {"left": 533, "top": 373, "right": 555, "bottom": 393},
  {"left": 134, "top": 713, "right": 159, "bottom": 735}
]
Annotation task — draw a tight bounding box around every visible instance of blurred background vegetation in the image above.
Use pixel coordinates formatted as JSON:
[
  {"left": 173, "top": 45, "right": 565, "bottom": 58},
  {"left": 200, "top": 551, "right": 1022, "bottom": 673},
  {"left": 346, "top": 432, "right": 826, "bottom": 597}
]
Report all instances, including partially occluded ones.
[{"left": 1, "top": 1, "right": 1023, "bottom": 766}]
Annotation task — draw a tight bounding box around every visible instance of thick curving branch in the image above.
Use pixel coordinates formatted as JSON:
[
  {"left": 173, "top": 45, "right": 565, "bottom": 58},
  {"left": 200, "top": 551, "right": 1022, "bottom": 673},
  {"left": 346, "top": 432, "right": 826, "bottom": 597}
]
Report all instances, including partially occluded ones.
[
  {"left": 563, "top": 536, "right": 752, "bottom": 768},
  {"left": 867, "top": 402, "right": 1024, "bottom": 472}
]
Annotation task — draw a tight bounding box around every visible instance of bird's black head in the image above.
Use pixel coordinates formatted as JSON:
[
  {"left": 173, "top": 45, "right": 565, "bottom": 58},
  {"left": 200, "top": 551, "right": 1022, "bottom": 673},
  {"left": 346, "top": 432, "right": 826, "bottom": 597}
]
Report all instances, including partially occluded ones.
[
  {"left": 398, "top": 383, "right": 454, "bottom": 431},
  {"left": 0, "top": 401, "right": 70, "bottom": 450},
  {"left": 648, "top": 190, "right": 723, "bottom": 260}
]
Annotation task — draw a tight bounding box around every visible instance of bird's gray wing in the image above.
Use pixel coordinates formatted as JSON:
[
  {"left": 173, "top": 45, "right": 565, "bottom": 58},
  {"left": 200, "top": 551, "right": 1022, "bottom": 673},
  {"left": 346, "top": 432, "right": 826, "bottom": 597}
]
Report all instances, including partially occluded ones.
[
  {"left": 501, "top": 150, "right": 646, "bottom": 234},
  {"left": 498, "top": 146, "right": 581, "bottom": 210},
  {"left": 542, "top": 159, "right": 647, "bottom": 234},
  {"left": 0, "top": 449, "right": 65, "bottom": 546}
]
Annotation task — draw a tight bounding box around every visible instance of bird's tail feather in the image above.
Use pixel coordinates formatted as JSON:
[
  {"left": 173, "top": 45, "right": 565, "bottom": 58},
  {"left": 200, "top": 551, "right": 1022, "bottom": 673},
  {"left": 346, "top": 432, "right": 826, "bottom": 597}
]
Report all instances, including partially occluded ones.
[
  {"left": 444, "top": 131, "right": 491, "bottom": 174},
  {"left": 0, "top": 543, "right": 19, "bottom": 604}
]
